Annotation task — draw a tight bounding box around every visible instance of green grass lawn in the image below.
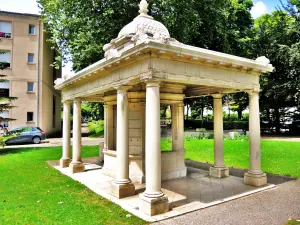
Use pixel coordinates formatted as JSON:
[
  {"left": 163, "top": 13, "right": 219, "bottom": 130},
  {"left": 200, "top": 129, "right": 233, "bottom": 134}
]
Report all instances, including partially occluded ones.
[
  {"left": 161, "top": 139, "right": 300, "bottom": 178},
  {"left": 0, "top": 139, "right": 299, "bottom": 224},
  {"left": 0, "top": 146, "right": 145, "bottom": 225}
]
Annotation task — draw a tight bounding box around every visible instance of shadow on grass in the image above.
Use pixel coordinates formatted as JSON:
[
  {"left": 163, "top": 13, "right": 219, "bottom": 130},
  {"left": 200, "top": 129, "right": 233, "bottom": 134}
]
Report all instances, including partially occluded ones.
[{"left": 0, "top": 146, "right": 61, "bottom": 155}]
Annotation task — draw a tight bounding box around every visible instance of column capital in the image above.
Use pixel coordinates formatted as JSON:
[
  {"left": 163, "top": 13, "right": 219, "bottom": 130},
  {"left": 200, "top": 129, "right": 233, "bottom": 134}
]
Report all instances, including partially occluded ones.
[
  {"left": 211, "top": 93, "right": 223, "bottom": 99},
  {"left": 177, "top": 102, "right": 184, "bottom": 107},
  {"left": 63, "top": 100, "right": 72, "bottom": 105},
  {"left": 145, "top": 80, "right": 160, "bottom": 88},
  {"left": 73, "top": 98, "right": 81, "bottom": 104},
  {"left": 115, "top": 85, "right": 132, "bottom": 92},
  {"left": 246, "top": 90, "right": 260, "bottom": 96}
]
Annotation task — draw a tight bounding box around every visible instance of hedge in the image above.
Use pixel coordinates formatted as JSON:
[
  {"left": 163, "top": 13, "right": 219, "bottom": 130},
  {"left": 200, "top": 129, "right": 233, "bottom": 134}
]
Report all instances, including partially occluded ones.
[{"left": 184, "top": 120, "right": 249, "bottom": 130}]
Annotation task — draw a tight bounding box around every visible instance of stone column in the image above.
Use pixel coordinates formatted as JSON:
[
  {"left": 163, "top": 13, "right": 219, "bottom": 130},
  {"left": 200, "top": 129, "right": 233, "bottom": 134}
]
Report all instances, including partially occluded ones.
[
  {"left": 140, "top": 81, "right": 169, "bottom": 216},
  {"left": 69, "top": 98, "right": 85, "bottom": 174},
  {"left": 244, "top": 91, "right": 267, "bottom": 186},
  {"left": 101, "top": 104, "right": 114, "bottom": 163},
  {"left": 172, "top": 103, "right": 187, "bottom": 175},
  {"left": 111, "top": 87, "right": 135, "bottom": 199},
  {"left": 60, "top": 101, "right": 72, "bottom": 168},
  {"left": 171, "top": 104, "right": 178, "bottom": 151},
  {"left": 177, "top": 103, "right": 185, "bottom": 153},
  {"left": 209, "top": 94, "right": 229, "bottom": 178},
  {"left": 140, "top": 101, "right": 146, "bottom": 183},
  {"left": 104, "top": 104, "right": 114, "bottom": 151}
]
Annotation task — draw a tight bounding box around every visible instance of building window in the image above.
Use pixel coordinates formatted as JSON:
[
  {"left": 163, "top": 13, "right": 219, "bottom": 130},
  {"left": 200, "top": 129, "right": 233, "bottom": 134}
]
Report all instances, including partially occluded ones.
[
  {"left": 0, "top": 81, "right": 10, "bottom": 98},
  {"left": 0, "top": 111, "right": 9, "bottom": 127},
  {"left": 0, "top": 21, "right": 12, "bottom": 38},
  {"left": 0, "top": 50, "right": 11, "bottom": 68},
  {"left": 27, "top": 112, "right": 34, "bottom": 122},
  {"left": 27, "top": 82, "right": 34, "bottom": 92},
  {"left": 29, "top": 25, "right": 35, "bottom": 35},
  {"left": 28, "top": 53, "right": 34, "bottom": 64}
]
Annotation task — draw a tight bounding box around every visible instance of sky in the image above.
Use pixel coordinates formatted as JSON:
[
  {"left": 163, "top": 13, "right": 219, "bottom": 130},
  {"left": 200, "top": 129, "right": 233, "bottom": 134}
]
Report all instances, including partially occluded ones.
[{"left": 0, "top": 0, "right": 283, "bottom": 75}]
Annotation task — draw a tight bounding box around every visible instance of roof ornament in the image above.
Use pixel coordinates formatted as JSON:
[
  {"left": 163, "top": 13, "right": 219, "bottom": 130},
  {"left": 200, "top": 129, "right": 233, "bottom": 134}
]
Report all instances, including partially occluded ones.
[{"left": 139, "top": 0, "right": 149, "bottom": 15}]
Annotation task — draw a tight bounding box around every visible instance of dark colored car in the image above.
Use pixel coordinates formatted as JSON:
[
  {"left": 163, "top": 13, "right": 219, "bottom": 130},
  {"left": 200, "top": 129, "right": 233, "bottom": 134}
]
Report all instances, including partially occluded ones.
[
  {"left": 5, "top": 127, "right": 46, "bottom": 145},
  {"left": 289, "top": 120, "right": 300, "bottom": 134}
]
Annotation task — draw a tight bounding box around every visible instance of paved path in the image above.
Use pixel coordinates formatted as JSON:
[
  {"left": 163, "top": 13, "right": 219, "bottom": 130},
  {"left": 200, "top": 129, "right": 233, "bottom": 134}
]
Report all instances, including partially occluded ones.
[
  {"left": 156, "top": 179, "right": 300, "bottom": 225},
  {"left": 261, "top": 136, "right": 300, "bottom": 142}
]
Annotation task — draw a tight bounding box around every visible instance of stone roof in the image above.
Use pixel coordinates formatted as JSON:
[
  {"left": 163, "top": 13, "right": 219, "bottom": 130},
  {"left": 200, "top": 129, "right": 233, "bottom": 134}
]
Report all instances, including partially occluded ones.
[{"left": 118, "top": 0, "right": 170, "bottom": 40}]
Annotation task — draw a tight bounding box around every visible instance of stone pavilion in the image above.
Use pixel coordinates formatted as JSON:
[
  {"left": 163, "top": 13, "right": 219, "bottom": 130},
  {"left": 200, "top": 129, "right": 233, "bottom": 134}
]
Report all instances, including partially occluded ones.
[{"left": 55, "top": 0, "right": 274, "bottom": 216}]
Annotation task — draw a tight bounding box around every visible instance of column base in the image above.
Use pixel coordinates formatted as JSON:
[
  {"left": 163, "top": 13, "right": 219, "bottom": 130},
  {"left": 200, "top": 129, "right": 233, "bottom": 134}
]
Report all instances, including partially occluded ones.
[
  {"left": 244, "top": 172, "right": 267, "bottom": 187},
  {"left": 111, "top": 182, "right": 135, "bottom": 199},
  {"left": 139, "top": 193, "right": 169, "bottom": 216},
  {"left": 69, "top": 162, "right": 85, "bottom": 174},
  {"left": 209, "top": 166, "right": 229, "bottom": 178},
  {"left": 60, "top": 158, "right": 71, "bottom": 168}
]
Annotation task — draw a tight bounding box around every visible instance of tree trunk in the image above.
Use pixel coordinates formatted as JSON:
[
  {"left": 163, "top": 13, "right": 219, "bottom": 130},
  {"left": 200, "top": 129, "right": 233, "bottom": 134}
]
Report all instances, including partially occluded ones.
[
  {"left": 238, "top": 109, "right": 242, "bottom": 120},
  {"left": 266, "top": 109, "right": 270, "bottom": 121},
  {"left": 274, "top": 107, "right": 280, "bottom": 134},
  {"left": 186, "top": 104, "right": 189, "bottom": 120},
  {"left": 201, "top": 103, "right": 204, "bottom": 127}
]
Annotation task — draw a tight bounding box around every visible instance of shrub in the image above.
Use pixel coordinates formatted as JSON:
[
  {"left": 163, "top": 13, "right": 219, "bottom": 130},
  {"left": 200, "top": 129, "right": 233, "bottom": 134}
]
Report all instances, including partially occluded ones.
[
  {"left": 184, "top": 120, "right": 249, "bottom": 131},
  {"left": 224, "top": 133, "right": 249, "bottom": 141},
  {"left": 88, "top": 120, "right": 104, "bottom": 137}
]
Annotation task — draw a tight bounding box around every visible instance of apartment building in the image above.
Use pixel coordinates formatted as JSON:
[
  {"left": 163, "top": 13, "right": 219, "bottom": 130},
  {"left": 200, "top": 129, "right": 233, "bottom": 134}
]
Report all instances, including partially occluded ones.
[{"left": 0, "top": 11, "right": 61, "bottom": 136}]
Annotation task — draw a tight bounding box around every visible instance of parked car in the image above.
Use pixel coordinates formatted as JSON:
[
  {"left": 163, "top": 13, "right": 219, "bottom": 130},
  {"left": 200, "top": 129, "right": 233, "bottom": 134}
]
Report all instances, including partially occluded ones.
[
  {"left": 5, "top": 127, "right": 46, "bottom": 145},
  {"left": 289, "top": 120, "right": 300, "bottom": 134}
]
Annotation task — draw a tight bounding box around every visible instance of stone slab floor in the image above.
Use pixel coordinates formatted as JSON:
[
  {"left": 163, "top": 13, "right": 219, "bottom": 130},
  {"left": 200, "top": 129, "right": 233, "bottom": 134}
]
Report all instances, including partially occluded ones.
[{"left": 49, "top": 158, "right": 275, "bottom": 222}]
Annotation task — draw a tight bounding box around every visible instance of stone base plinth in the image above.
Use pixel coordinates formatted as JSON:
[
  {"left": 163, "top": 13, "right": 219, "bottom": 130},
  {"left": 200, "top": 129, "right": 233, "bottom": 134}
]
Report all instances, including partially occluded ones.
[
  {"left": 60, "top": 158, "right": 71, "bottom": 168},
  {"left": 209, "top": 166, "right": 229, "bottom": 178},
  {"left": 69, "top": 162, "right": 85, "bottom": 174},
  {"left": 244, "top": 172, "right": 267, "bottom": 187},
  {"left": 139, "top": 194, "right": 169, "bottom": 216},
  {"left": 111, "top": 182, "right": 135, "bottom": 199}
]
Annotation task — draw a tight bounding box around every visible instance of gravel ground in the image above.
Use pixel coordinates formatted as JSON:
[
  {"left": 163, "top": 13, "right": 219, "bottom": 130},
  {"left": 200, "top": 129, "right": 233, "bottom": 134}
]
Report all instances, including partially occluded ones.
[{"left": 156, "top": 179, "right": 300, "bottom": 225}]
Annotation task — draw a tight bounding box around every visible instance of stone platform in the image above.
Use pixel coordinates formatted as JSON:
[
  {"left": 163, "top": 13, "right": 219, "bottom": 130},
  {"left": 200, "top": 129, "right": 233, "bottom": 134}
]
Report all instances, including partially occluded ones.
[{"left": 48, "top": 157, "right": 275, "bottom": 222}]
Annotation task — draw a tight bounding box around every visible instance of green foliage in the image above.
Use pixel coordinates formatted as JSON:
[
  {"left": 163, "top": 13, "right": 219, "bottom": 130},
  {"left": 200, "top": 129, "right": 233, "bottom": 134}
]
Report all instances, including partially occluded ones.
[
  {"left": 224, "top": 133, "right": 249, "bottom": 141},
  {"left": 88, "top": 120, "right": 104, "bottom": 138},
  {"left": 38, "top": 0, "right": 255, "bottom": 71},
  {"left": 82, "top": 102, "right": 104, "bottom": 120},
  {"left": 252, "top": 2, "right": 300, "bottom": 131},
  {"left": 185, "top": 119, "right": 248, "bottom": 130},
  {"left": 0, "top": 133, "right": 18, "bottom": 148},
  {"left": 38, "top": 0, "right": 300, "bottom": 130}
]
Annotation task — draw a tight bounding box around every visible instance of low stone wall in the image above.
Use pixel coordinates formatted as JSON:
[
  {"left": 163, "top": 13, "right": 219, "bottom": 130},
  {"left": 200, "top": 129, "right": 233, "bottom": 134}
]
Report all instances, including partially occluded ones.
[{"left": 102, "top": 150, "right": 187, "bottom": 183}]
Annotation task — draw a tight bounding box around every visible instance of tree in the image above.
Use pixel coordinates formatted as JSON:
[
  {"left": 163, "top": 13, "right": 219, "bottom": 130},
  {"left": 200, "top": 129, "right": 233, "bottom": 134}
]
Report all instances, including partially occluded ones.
[
  {"left": 0, "top": 49, "right": 17, "bottom": 124},
  {"left": 252, "top": 8, "right": 299, "bottom": 133},
  {"left": 38, "top": 0, "right": 256, "bottom": 72},
  {"left": 190, "top": 97, "right": 213, "bottom": 125},
  {"left": 230, "top": 93, "right": 249, "bottom": 120},
  {"left": 83, "top": 102, "right": 104, "bottom": 120},
  {"left": 0, "top": 46, "right": 19, "bottom": 147}
]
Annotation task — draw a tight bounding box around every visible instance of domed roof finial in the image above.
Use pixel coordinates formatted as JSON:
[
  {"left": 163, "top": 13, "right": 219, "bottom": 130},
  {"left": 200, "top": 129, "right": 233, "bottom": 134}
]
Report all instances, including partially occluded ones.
[{"left": 139, "top": 0, "right": 149, "bottom": 15}]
